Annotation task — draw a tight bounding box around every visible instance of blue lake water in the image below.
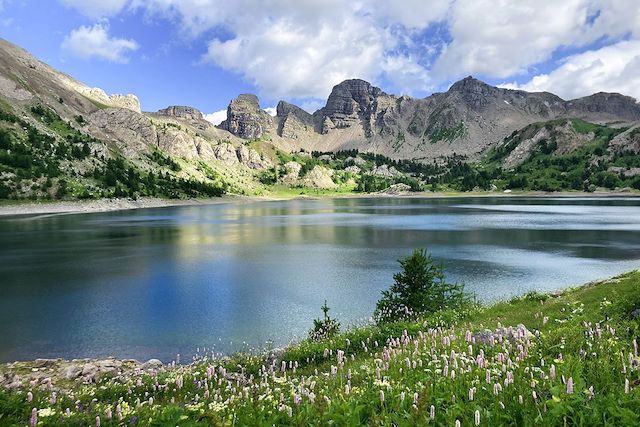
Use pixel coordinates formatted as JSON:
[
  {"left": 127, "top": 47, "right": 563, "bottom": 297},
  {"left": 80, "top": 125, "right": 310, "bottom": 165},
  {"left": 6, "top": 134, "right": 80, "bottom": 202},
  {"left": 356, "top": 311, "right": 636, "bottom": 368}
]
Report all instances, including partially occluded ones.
[{"left": 1, "top": 196, "right": 640, "bottom": 362}]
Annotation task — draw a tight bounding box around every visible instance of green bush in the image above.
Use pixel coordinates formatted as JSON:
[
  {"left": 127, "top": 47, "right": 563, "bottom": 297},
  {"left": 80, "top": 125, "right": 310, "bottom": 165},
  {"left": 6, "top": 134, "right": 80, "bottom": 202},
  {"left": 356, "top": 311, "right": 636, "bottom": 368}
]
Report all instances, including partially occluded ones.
[{"left": 374, "top": 249, "right": 469, "bottom": 323}]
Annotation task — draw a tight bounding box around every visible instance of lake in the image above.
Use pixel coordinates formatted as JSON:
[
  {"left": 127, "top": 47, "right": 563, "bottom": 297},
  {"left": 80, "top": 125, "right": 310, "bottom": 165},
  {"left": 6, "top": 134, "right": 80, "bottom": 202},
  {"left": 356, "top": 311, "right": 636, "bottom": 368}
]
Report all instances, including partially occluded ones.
[{"left": 1, "top": 196, "right": 640, "bottom": 363}]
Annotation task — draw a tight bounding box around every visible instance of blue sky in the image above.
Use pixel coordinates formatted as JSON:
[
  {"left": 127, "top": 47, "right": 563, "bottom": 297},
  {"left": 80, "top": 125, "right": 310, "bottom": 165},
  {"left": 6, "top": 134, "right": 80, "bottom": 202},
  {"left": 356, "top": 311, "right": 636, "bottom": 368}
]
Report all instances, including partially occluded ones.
[{"left": 0, "top": 1, "right": 639, "bottom": 123}]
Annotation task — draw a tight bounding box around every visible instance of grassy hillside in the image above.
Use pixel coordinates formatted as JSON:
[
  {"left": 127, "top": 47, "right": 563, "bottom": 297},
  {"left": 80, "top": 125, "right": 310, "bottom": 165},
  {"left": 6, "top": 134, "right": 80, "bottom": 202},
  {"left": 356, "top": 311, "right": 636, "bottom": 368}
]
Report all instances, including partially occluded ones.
[
  {"left": 0, "top": 106, "right": 228, "bottom": 200},
  {"left": 1, "top": 102, "right": 639, "bottom": 202},
  {"left": 1, "top": 271, "right": 639, "bottom": 426}
]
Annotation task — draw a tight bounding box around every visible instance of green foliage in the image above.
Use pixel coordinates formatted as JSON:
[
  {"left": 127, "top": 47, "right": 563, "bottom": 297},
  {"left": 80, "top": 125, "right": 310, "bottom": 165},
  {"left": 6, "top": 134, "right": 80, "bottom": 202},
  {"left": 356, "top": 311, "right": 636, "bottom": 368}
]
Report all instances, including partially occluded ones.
[
  {"left": 428, "top": 122, "right": 467, "bottom": 143},
  {"left": 148, "top": 149, "right": 181, "bottom": 172},
  {"left": 258, "top": 167, "right": 279, "bottom": 185},
  {"left": 374, "top": 249, "right": 469, "bottom": 323},
  {"left": 309, "top": 300, "right": 341, "bottom": 341}
]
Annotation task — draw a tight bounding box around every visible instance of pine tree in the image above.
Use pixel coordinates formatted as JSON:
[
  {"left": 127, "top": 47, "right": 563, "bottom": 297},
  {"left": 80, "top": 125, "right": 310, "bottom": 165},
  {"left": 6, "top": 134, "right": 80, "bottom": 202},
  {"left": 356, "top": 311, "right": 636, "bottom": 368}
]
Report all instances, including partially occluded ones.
[{"left": 374, "top": 249, "right": 468, "bottom": 323}]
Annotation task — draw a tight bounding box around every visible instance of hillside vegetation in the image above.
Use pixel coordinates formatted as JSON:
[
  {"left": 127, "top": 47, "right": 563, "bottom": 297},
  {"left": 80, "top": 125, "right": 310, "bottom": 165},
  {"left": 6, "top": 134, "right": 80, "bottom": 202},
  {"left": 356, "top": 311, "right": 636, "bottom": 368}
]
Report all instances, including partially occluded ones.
[
  {"left": 1, "top": 267, "right": 639, "bottom": 426},
  {"left": 1, "top": 97, "right": 639, "bottom": 202}
]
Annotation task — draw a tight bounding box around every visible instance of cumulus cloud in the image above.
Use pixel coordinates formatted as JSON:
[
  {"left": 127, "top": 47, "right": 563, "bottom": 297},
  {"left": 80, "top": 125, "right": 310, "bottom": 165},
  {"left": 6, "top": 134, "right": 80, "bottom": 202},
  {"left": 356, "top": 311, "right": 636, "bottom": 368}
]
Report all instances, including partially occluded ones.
[
  {"left": 128, "top": 0, "right": 443, "bottom": 99},
  {"left": 501, "top": 40, "right": 640, "bottom": 101},
  {"left": 433, "top": 0, "right": 640, "bottom": 81},
  {"left": 55, "top": 0, "right": 640, "bottom": 101},
  {"left": 204, "top": 109, "right": 227, "bottom": 125},
  {"left": 61, "top": 0, "right": 129, "bottom": 19},
  {"left": 62, "top": 23, "right": 139, "bottom": 63},
  {"left": 432, "top": 0, "right": 592, "bottom": 79},
  {"left": 263, "top": 107, "right": 277, "bottom": 116}
]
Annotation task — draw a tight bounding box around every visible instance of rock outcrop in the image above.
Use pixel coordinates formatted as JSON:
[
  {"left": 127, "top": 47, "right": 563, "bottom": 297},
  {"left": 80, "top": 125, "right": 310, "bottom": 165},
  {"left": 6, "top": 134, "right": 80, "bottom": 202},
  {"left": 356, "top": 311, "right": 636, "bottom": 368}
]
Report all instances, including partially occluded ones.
[
  {"left": 220, "top": 94, "right": 274, "bottom": 139},
  {"left": 69, "top": 86, "right": 141, "bottom": 113},
  {"left": 157, "top": 105, "right": 204, "bottom": 121},
  {"left": 317, "top": 79, "right": 387, "bottom": 136},
  {"left": 276, "top": 101, "right": 314, "bottom": 139},
  {"left": 299, "top": 165, "right": 337, "bottom": 189}
]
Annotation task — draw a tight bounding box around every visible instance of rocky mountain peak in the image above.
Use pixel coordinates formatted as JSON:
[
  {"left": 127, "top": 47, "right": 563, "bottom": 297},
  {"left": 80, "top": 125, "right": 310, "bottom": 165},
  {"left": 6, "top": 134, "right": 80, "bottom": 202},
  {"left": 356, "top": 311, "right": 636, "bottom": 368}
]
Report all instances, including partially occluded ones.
[
  {"left": 276, "top": 100, "right": 312, "bottom": 119},
  {"left": 157, "top": 105, "right": 204, "bottom": 120},
  {"left": 321, "top": 79, "right": 387, "bottom": 135},
  {"left": 449, "top": 76, "right": 493, "bottom": 93},
  {"left": 565, "top": 92, "right": 640, "bottom": 121},
  {"left": 276, "top": 101, "right": 314, "bottom": 138},
  {"left": 220, "top": 94, "right": 274, "bottom": 139}
]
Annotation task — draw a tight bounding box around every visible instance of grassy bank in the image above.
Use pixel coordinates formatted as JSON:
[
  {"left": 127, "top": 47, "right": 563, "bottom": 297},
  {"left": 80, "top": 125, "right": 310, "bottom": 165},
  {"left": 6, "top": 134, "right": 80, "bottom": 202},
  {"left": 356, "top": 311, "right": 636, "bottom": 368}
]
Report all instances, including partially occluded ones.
[{"left": 1, "top": 271, "right": 639, "bottom": 426}]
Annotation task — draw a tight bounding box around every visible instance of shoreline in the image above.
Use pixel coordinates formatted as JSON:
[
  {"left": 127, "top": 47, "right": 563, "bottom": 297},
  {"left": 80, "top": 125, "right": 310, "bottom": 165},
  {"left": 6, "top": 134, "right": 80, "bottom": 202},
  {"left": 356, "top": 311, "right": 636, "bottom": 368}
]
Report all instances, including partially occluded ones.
[
  {"left": 0, "top": 190, "right": 638, "bottom": 217},
  {"left": 0, "top": 269, "right": 637, "bottom": 391}
]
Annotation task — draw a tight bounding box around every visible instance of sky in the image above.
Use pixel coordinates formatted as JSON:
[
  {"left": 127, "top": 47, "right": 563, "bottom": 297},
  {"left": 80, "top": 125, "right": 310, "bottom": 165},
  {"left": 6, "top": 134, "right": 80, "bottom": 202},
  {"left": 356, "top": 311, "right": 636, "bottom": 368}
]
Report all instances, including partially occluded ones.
[{"left": 0, "top": 0, "right": 639, "bottom": 125}]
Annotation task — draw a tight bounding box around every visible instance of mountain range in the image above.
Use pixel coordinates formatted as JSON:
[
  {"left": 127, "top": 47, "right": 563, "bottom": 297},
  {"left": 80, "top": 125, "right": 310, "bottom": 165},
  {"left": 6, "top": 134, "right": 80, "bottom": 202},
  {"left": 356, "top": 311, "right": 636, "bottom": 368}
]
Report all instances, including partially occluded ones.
[{"left": 0, "top": 37, "right": 639, "bottom": 199}]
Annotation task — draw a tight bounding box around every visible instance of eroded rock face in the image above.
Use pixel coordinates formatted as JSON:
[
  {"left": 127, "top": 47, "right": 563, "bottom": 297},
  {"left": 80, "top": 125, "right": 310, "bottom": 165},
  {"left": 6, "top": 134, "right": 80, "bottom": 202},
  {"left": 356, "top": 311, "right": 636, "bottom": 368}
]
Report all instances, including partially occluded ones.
[
  {"left": 319, "top": 79, "right": 386, "bottom": 135},
  {"left": 609, "top": 125, "right": 640, "bottom": 154},
  {"left": 236, "top": 144, "right": 271, "bottom": 169},
  {"left": 157, "top": 106, "right": 204, "bottom": 121},
  {"left": 0, "top": 74, "right": 33, "bottom": 100},
  {"left": 212, "top": 142, "right": 270, "bottom": 169},
  {"left": 73, "top": 86, "right": 141, "bottom": 112},
  {"left": 372, "top": 164, "right": 401, "bottom": 177},
  {"left": 276, "top": 101, "right": 314, "bottom": 138},
  {"left": 566, "top": 93, "right": 640, "bottom": 122},
  {"left": 89, "top": 108, "right": 157, "bottom": 157},
  {"left": 299, "top": 165, "right": 337, "bottom": 189},
  {"left": 220, "top": 94, "right": 274, "bottom": 139},
  {"left": 282, "top": 161, "right": 302, "bottom": 184},
  {"left": 157, "top": 128, "right": 203, "bottom": 160}
]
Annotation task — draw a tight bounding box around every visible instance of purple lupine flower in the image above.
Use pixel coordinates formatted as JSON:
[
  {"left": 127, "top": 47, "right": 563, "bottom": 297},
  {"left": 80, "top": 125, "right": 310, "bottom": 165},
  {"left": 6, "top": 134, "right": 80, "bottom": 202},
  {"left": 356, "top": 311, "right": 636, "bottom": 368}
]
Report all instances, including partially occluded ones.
[
  {"left": 379, "top": 390, "right": 385, "bottom": 403},
  {"left": 30, "top": 408, "right": 37, "bottom": 427},
  {"left": 96, "top": 416, "right": 101, "bottom": 427},
  {"left": 566, "top": 377, "right": 574, "bottom": 394}
]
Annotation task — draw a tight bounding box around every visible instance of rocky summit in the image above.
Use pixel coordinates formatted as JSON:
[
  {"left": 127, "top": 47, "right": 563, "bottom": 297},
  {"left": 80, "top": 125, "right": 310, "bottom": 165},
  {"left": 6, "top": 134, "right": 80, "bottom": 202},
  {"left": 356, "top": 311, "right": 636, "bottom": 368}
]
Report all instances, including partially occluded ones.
[{"left": 218, "top": 75, "right": 640, "bottom": 162}]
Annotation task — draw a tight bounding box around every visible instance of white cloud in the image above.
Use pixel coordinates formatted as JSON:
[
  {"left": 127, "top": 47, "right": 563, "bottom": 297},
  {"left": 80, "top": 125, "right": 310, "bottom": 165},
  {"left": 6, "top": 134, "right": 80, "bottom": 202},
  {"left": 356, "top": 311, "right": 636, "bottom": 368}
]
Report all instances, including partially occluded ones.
[
  {"left": 204, "top": 109, "right": 227, "bottom": 125},
  {"left": 61, "top": 0, "right": 129, "bottom": 19},
  {"left": 263, "top": 107, "right": 277, "bottom": 116},
  {"left": 367, "top": 0, "right": 450, "bottom": 29},
  {"left": 501, "top": 40, "right": 640, "bottom": 101},
  {"left": 300, "top": 100, "right": 324, "bottom": 114},
  {"left": 62, "top": 23, "right": 139, "bottom": 63},
  {"left": 433, "top": 0, "right": 591, "bottom": 80},
  {"left": 432, "top": 0, "right": 640, "bottom": 82},
  {"left": 128, "top": 0, "right": 441, "bottom": 99},
  {"left": 55, "top": 0, "right": 640, "bottom": 102}
]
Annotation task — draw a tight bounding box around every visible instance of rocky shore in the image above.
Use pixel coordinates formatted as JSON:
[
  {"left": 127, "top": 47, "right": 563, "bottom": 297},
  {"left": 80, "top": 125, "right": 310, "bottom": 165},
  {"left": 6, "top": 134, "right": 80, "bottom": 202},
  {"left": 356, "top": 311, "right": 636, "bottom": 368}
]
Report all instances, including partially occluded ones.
[
  {"left": 0, "top": 357, "right": 168, "bottom": 392},
  {"left": 0, "top": 196, "right": 253, "bottom": 217}
]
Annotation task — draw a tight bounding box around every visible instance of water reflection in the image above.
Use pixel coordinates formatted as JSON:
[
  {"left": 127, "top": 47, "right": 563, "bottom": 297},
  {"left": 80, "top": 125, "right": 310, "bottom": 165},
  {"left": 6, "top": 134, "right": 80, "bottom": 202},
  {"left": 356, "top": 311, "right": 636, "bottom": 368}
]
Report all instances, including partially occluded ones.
[{"left": 1, "top": 197, "right": 639, "bottom": 362}]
